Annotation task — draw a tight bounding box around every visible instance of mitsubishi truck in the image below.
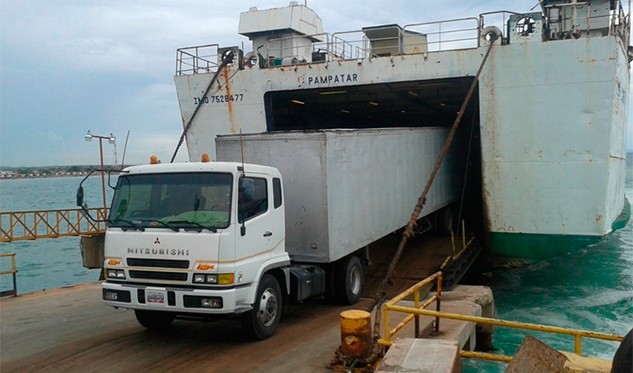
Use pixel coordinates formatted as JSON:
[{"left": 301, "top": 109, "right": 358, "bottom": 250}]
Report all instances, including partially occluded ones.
[{"left": 78, "top": 127, "right": 460, "bottom": 339}]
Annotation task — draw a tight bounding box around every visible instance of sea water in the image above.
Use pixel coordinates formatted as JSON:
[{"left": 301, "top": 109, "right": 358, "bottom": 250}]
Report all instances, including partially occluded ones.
[
  {"left": 465, "top": 199, "right": 633, "bottom": 371},
  {"left": 465, "top": 169, "right": 633, "bottom": 371},
  {"left": 1, "top": 171, "right": 632, "bottom": 370},
  {"left": 0, "top": 176, "right": 113, "bottom": 292}
]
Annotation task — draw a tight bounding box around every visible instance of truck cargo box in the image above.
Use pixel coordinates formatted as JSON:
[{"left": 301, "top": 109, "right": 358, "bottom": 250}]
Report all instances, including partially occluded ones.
[{"left": 216, "top": 128, "right": 460, "bottom": 263}]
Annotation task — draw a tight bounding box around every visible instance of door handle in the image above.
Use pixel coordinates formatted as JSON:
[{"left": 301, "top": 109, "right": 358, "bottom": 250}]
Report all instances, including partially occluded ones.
[{"left": 263, "top": 231, "right": 273, "bottom": 237}]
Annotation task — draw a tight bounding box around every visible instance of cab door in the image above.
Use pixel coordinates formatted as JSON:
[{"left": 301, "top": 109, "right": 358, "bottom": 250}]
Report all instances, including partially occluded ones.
[{"left": 234, "top": 174, "right": 277, "bottom": 286}]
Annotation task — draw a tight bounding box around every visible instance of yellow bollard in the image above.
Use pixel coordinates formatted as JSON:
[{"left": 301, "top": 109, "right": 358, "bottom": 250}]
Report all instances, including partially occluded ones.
[{"left": 340, "top": 310, "right": 373, "bottom": 359}]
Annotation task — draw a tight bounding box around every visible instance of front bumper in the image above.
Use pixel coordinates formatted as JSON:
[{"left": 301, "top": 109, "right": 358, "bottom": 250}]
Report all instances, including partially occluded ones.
[{"left": 102, "top": 281, "right": 254, "bottom": 315}]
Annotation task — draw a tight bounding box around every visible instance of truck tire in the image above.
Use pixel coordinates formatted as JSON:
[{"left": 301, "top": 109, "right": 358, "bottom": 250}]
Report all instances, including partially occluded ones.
[
  {"left": 134, "top": 310, "right": 175, "bottom": 330},
  {"left": 242, "top": 274, "right": 282, "bottom": 340},
  {"left": 335, "top": 255, "right": 364, "bottom": 305}
]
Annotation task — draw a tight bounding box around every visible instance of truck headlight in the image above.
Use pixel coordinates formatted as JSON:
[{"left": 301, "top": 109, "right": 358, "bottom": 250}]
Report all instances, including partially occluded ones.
[
  {"left": 192, "top": 273, "right": 234, "bottom": 285},
  {"left": 106, "top": 269, "right": 126, "bottom": 279},
  {"left": 193, "top": 274, "right": 207, "bottom": 283}
]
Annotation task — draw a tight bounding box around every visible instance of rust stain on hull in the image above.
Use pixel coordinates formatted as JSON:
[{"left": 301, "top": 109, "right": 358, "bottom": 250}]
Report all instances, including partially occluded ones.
[{"left": 222, "top": 68, "right": 237, "bottom": 134}]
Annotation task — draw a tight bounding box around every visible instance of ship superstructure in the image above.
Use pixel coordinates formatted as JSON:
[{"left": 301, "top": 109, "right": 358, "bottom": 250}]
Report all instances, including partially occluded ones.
[{"left": 174, "top": 0, "right": 631, "bottom": 258}]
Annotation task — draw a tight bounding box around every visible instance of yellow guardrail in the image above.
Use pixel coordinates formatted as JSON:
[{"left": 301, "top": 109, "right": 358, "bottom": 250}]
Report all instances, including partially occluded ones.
[
  {"left": 417, "top": 309, "right": 622, "bottom": 359},
  {"left": 0, "top": 253, "right": 17, "bottom": 297},
  {"left": 378, "top": 271, "right": 443, "bottom": 347},
  {"left": 441, "top": 222, "right": 477, "bottom": 271},
  {"left": 0, "top": 208, "right": 107, "bottom": 242},
  {"left": 378, "top": 272, "right": 624, "bottom": 363}
]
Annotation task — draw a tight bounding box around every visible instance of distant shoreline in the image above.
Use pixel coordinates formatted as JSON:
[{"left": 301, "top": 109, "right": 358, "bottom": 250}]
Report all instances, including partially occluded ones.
[
  {"left": 1, "top": 151, "right": 631, "bottom": 178},
  {"left": 0, "top": 166, "right": 126, "bottom": 180},
  {"left": 0, "top": 172, "right": 91, "bottom": 180}
]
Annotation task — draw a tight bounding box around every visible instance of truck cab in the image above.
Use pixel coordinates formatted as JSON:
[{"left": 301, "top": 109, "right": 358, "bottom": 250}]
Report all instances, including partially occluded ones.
[{"left": 100, "top": 161, "right": 290, "bottom": 339}]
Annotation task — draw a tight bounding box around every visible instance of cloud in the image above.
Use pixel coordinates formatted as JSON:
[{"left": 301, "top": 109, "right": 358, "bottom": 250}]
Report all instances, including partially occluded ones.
[{"left": 1, "top": 0, "right": 631, "bottom": 168}]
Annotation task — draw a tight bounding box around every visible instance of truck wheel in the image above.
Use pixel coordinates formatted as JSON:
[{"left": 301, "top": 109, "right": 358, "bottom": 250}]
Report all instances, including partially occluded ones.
[
  {"left": 242, "top": 274, "right": 282, "bottom": 340},
  {"left": 335, "top": 255, "right": 364, "bottom": 305},
  {"left": 134, "top": 310, "right": 175, "bottom": 330}
]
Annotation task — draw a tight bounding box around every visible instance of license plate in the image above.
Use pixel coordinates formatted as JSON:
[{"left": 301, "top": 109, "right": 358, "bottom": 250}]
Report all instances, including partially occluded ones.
[{"left": 146, "top": 290, "right": 165, "bottom": 304}]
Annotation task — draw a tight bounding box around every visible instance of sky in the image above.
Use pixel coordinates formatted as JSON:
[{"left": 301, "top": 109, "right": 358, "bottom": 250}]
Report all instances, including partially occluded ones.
[{"left": 1, "top": 0, "right": 632, "bottom": 167}]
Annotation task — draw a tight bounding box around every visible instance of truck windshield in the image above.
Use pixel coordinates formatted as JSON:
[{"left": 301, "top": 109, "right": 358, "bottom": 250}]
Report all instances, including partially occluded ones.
[{"left": 108, "top": 172, "right": 233, "bottom": 230}]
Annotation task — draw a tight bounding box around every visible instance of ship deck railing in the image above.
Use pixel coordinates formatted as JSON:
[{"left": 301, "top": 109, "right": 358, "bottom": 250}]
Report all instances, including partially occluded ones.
[
  {"left": 378, "top": 271, "right": 624, "bottom": 366},
  {"left": 176, "top": 3, "right": 631, "bottom": 76},
  {"left": 176, "top": 43, "right": 220, "bottom": 76},
  {"left": 0, "top": 208, "right": 107, "bottom": 242}
]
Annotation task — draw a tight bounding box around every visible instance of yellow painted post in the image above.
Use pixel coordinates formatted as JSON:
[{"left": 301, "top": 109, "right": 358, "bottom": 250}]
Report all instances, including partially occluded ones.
[
  {"left": 414, "top": 285, "right": 420, "bottom": 337},
  {"left": 340, "top": 310, "right": 373, "bottom": 359},
  {"left": 0, "top": 253, "right": 18, "bottom": 296},
  {"left": 383, "top": 305, "right": 391, "bottom": 345},
  {"left": 574, "top": 334, "right": 582, "bottom": 354}
]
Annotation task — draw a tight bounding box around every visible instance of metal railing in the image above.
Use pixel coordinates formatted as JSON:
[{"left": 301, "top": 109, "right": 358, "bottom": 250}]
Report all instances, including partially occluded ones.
[
  {"left": 176, "top": 44, "right": 220, "bottom": 75},
  {"left": 176, "top": 16, "right": 485, "bottom": 75},
  {"left": 403, "top": 17, "right": 480, "bottom": 52},
  {"left": 378, "top": 272, "right": 624, "bottom": 362},
  {"left": 441, "top": 221, "right": 478, "bottom": 270},
  {"left": 0, "top": 208, "right": 107, "bottom": 242},
  {"left": 175, "top": 2, "right": 631, "bottom": 76},
  {"left": 0, "top": 253, "right": 17, "bottom": 297},
  {"left": 378, "top": 271, "right": 443, "bottom": 347}
]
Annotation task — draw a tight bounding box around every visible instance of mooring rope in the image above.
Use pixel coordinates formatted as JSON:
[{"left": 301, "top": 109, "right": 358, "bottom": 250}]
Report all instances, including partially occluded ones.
[
  {"left": 331, "top": 34, "right": 499, "bottom": 372},
  {"left": 170, "top": 51, "right": 236, "bottom": 163},
  {"left": 367, "top": 33, "right": 499, "bottom": 347}
]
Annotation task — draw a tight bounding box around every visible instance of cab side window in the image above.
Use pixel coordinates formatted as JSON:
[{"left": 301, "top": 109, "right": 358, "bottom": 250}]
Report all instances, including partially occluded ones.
[
  {"left": 273, "top": 177, "right": 282, "bottom": 209},
  {"left": 238, "top": 177, "right": 268, "bottom": 222}
]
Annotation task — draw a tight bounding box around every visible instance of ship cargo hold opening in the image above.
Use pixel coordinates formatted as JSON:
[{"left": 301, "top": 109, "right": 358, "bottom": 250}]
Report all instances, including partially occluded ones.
[{"left": 264, "top": 77, "right": 485, "bottom": 235}]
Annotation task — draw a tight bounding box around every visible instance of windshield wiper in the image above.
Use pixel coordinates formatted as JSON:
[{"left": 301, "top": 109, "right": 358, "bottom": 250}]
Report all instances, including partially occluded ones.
[
  {"left": 168, "top": 220, "right": 218, "bottom": 233},
  {"left": 140, "top": 219, "right": 180, "bottom": 232},
  {"left": 107, "top": 219, "right": 145, "bottom": 231}
]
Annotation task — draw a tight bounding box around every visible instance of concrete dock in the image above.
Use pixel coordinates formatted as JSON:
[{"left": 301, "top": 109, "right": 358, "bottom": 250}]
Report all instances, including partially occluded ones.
[
  {"left": 376, "top": 286, "right": 494, "bottom": 373},
  {"left": 1, "top": 234, "right": 485, "bottom": 372}
]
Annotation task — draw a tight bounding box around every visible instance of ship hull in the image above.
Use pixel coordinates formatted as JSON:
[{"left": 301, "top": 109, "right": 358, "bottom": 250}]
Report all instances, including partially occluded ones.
[
  {"left": 479, "top": 36, "right": 630, "bottom": 258},
  {"left": 174, "top": 17, "right": 630, "bottom": 259}
]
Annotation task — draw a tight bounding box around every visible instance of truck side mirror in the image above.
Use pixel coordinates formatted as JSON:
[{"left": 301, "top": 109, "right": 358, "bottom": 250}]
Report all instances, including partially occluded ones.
[
  {"left": 76, "top": 170, "right": 103, "bottom": 223},
  {"left": 241, "top": 225, "right": 246, "bottom": 236},
  {"left": 76, "top": 186, "right": 84, "bottom": 207}
]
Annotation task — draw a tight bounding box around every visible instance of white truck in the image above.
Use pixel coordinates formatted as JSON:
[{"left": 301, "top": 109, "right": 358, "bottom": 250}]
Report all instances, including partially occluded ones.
[{"left": 80, "top": 127, "right": 460, "bottom": 339}]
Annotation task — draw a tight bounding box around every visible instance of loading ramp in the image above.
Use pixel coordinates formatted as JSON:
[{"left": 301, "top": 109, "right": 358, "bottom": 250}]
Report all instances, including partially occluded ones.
[{"left": 363, "top": 230, "right": 481, "bottom": 299}]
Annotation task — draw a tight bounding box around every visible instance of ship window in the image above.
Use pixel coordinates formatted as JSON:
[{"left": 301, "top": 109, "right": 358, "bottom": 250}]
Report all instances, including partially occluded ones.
[{"left": 516, "top": 17, "right": 536, "bottom": 36}]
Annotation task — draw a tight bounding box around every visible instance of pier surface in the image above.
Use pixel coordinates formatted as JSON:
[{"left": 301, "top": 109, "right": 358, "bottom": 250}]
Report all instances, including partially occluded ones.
[
  {"left": 1, "top": 282, "right": 357, "bottom": 372},
  {"left": 1, "top": 235, "right": 475, "bottom": 372}
]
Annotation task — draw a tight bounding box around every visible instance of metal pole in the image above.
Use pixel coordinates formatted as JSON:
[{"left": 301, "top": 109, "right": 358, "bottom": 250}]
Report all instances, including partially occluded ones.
[
  {"left": 99, "top": 138, "right": 107, "bottom": 213},
  {"left": 120, "top": 130, "right": 130, "bottom": 168}
]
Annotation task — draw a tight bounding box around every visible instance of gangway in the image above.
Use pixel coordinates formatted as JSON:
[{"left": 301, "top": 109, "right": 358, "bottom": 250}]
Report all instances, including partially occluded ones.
[{"left": 0, "top": 208, "right": 107, "bottom": 242}]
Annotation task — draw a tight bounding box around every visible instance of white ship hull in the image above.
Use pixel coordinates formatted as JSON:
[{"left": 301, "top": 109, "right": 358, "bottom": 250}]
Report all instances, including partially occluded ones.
[{"left": 174, "top": 1, "right": 631, "bottom": 258}]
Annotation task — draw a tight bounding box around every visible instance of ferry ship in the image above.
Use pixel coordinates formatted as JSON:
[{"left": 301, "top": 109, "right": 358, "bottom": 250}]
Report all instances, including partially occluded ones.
[{"left": 173, "top": 0, "right": 631, "bottom": 259}]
